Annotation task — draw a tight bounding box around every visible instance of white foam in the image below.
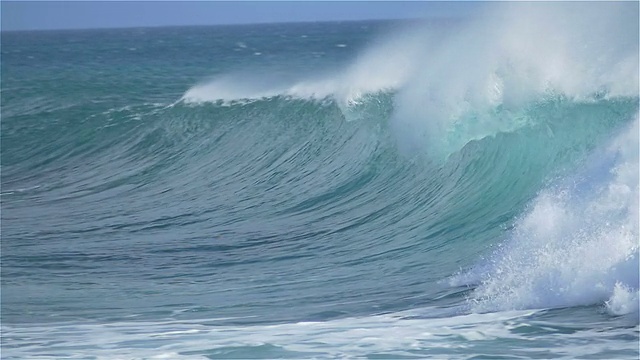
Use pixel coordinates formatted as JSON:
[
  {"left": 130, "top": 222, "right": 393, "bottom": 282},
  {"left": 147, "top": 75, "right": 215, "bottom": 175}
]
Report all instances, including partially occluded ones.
[
  {"left": 456, "top": 117, "right": 639, "bottom": 313},
  {"left": 606, "top": 283, "right": 640, "bottom": 316},
  {"left": 5, "top": 306, "right": 639, "bottom": 359},
  {"left": 0, "top": 309, "right": 535, "bottom": 359}
]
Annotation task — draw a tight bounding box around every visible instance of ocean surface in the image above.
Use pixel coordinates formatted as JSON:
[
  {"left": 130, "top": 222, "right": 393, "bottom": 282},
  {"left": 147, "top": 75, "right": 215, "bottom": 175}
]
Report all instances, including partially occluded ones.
[{"left": 2, "top": 3, "right": 639, "bottom": 359}]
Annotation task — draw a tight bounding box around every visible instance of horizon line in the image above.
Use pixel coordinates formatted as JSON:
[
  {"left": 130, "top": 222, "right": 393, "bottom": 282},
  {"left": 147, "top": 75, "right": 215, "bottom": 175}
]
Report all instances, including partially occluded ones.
[{"left": 0, "top": 15, "right": 464, "bottom": 33}]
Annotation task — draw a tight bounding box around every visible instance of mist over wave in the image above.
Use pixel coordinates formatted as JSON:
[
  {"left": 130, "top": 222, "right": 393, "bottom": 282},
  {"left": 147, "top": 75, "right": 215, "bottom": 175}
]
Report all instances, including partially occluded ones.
[{"left": 183, "top": 2, "right": 638, "bottom": 158}]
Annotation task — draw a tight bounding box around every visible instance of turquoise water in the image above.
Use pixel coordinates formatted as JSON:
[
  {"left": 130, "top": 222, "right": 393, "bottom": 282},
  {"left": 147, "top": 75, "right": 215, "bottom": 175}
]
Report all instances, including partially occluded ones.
[{"left": 2, "top": 3, "right": 639, "bottom": 359}]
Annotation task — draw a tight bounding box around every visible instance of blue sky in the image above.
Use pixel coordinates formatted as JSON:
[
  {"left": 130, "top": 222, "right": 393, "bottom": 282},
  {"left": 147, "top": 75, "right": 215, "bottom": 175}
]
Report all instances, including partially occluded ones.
[{"left": 1, "top": 1, "right": 483, "bottom": 31}]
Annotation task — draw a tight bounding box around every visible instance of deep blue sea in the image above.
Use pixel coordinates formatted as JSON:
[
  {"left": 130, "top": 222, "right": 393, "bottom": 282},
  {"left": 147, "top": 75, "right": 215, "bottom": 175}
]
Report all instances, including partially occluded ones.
[{"left": 2, "top": 3, "right": 639, "bottom": 359}]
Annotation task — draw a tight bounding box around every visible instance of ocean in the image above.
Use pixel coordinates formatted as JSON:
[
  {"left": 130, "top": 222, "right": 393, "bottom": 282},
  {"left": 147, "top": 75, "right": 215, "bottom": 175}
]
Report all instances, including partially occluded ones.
[{"left": 2, "top": 2, "right": 639, "bottom": 359}]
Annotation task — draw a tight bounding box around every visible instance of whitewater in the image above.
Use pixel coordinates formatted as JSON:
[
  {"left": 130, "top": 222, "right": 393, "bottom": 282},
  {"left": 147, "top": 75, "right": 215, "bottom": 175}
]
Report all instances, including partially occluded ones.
[{"left": 2, "top": 2, "right": 638, "bottom": 359}]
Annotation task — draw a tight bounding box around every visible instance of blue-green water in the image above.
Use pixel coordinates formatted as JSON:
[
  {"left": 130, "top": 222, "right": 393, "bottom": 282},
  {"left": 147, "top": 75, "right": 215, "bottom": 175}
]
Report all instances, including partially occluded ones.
[{"left": 2, "top": 3, "right": 639, "bottom": 359}]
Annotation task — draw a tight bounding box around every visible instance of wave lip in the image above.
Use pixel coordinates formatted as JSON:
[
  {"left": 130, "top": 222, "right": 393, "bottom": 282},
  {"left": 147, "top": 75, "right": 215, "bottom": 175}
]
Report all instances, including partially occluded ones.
[
  {"left": 180, "top": 24, "right": 421, "bottom": 107},
  {"left": 180, "top": 71, "right": 402, "bottom": 109}
]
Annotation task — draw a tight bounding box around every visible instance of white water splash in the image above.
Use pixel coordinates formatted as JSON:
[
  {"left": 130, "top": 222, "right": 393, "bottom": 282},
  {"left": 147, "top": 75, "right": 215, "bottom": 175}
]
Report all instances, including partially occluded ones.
[{"left": 454, "top": 117, "right": 639, "bottom": 314}]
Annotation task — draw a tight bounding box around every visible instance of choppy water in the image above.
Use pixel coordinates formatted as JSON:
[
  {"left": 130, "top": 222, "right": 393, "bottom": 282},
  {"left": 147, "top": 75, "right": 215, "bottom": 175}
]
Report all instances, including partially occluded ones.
[{"left": 2, "top": 2, "right": 639, "bottom": 359}]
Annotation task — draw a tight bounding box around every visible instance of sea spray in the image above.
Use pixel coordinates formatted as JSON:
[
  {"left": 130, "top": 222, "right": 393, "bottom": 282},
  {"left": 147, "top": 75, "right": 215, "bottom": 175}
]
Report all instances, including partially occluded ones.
[{"left": 390, "top": 2, "right": 639, "bottom": 158}]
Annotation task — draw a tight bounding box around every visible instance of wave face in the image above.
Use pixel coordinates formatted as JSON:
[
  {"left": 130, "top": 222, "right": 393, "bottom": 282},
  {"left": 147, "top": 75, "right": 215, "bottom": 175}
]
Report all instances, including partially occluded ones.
[{"left": 2, "top": 3, "right": 639, "bottom": 359}]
